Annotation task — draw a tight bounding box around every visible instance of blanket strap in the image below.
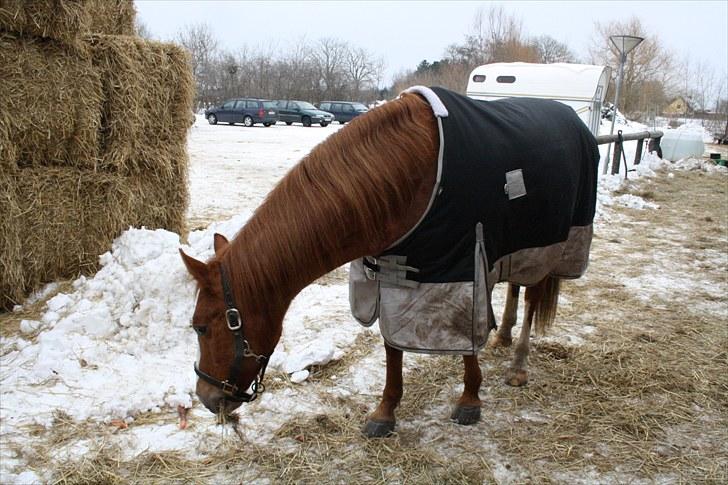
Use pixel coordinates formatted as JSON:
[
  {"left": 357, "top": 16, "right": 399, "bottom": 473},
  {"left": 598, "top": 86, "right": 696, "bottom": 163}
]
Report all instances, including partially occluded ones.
[
  {"left": 475, "top": 223, "right": 497, "bottom": 331},
  {"left": 363, "top": 255, "right": 420, "bottom": 289}
]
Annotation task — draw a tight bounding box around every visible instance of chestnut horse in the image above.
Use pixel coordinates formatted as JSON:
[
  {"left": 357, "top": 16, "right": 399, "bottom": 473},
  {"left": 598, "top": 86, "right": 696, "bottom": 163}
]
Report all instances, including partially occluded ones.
[{"left": 180, "top": 92, "right": 565, "bottom": 437}]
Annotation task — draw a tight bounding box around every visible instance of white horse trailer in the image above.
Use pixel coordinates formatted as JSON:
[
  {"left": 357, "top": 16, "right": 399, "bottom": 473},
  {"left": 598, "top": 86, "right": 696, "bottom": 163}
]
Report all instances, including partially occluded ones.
[{"left": 466, "top": 62, "right": 611, "bottom": 136}]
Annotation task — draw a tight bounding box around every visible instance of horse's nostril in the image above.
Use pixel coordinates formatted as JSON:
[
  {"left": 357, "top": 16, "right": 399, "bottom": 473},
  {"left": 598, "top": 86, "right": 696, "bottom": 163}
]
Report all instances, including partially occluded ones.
[
  {"left": 196, "top": 381, "right": 222, "bottom": 413},
  {"left": 197, "top": 394, "right": 218, "bottom": 413}
]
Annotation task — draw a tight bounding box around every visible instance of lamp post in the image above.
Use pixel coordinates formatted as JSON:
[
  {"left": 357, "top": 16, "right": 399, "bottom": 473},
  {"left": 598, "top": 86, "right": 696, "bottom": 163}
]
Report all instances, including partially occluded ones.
[{"left": 603, "top": 34, "right": 644, "bottom": 174}]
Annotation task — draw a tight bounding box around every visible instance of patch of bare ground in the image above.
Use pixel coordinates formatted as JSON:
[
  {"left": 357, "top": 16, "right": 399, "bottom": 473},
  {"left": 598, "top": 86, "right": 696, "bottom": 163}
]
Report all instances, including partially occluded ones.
[
  {"left": 35, "top": 169, "right": 728, "bottom": 483},
  {"left": 0, "top": 280, "right": 74, "bottom": 342}
]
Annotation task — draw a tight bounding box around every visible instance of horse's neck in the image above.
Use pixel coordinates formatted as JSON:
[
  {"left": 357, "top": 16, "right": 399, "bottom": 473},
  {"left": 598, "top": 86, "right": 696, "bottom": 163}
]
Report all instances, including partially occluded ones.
[{"left": 226, "top": 95, "right": 438, "bottom": 311}]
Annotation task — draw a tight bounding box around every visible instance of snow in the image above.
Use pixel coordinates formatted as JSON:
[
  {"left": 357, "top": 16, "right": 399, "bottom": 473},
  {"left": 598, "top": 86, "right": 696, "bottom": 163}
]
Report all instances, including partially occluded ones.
[
  {"left": 1, "top": 111, "right": 724, "bottom": 482},
  {"left": 186, "top": 120, "right": 342, "bottom": 224}
]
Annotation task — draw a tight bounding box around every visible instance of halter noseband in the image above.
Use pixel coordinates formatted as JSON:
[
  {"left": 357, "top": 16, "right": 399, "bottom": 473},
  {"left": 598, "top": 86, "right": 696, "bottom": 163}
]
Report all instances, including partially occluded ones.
[{"left": 193, "top": 264, "right": 269, "bottom": 403}]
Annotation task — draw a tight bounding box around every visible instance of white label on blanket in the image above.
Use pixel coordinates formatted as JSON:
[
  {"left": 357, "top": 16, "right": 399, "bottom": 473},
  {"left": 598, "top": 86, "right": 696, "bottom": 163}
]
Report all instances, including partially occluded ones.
[{"left": 505, "top": 169, "right": 527, "bottom": 200}]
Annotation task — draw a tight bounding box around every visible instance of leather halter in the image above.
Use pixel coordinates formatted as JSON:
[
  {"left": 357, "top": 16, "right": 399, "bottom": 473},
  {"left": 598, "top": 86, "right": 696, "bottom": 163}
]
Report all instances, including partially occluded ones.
[{"left": 193, "top": 264, "right": 269, "bottom": 403}]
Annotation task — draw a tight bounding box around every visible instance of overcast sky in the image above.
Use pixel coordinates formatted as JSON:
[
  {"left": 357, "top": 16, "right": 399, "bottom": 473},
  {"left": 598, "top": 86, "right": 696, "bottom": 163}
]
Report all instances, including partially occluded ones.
[{"left": 135, "top": 0, "right": 727, "bottom": 86}]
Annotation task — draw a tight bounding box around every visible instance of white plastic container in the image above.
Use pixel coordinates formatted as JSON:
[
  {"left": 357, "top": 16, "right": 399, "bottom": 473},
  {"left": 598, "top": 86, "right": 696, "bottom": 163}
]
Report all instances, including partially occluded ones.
[{"left": 660, "top": 130, "right": 705, "bottom": 161}]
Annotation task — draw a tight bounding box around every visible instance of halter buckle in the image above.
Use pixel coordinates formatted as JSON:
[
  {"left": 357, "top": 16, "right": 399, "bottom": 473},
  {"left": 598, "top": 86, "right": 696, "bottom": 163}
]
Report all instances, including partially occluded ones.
[
  {"left": 220, "top": 380, "right": 238, "bottom": 395},
  {"left": 225, "top": 308, "right": 242, "bottom": 331}
]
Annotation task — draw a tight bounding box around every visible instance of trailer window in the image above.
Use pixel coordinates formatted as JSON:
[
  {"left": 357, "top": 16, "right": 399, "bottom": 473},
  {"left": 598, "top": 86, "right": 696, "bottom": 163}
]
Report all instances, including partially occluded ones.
[
  {"left": 496, "top": 76, "right": 516, "bottom": 83},
  {"left": 472, "top": 74, "right": 486, "bottom": 83}
]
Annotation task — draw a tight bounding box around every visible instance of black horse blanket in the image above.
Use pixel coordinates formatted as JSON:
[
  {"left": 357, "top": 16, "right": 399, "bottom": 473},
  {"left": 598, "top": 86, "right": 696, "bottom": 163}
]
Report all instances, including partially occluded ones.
[
  {"left": 350, "top": 86, "right": 600, "bottom": 354},
  {"left": 381, "top": 86, "right": 600, "bottom": 282}
]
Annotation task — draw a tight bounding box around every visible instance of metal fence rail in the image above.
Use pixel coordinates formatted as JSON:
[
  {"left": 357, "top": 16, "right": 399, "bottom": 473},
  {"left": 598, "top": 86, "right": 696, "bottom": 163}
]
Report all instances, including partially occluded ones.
[{"left": 596, "top": 130, "right": 663, "bottom": 176}]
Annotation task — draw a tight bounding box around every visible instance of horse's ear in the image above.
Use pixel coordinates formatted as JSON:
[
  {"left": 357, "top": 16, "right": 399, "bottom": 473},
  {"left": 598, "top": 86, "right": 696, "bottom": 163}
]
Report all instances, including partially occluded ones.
[
  {"left": 179, "top": 249, "right": 209, "bottom": 285},
  {"left": 213, "top": 233, "right": 229, "bottom": 255}
]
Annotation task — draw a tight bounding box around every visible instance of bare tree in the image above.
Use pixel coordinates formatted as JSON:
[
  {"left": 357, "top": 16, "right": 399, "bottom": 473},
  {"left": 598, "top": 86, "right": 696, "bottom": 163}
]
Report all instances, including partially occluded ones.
[
  {"left": 446, "top": 6, "right": 537, "bottom": 66},
  {"left": 313, "top": 38, "right": 349, "bottom": 99},
  {"left": 532, "top": 35, "right": 577, "bottom": 64},
  {"left": 588, "top": 17, "right": 675, "bottom": 118},
  {"left": 393, "top": 6, "right": 537, "bottom": 95},
  {"left": 175, "top": 32, "right": 388, "bottom": 107},
  {"left": 176, "top": 23, "right": 220, "bottom": 109},
  {"left": 218, "top": 50, "right": 239, "bottom": 101},
  {"left": 231, "top": 46, "right": 252, "bottom": 98},
  {"left": 345, "top": 47, "right": 384, "bottom": 99},
  {"left": 276, "top": 38, "right": 316, "bottom": 100},
  {"left": 690, "top": 59, "right": 724, "bottom": 114}
]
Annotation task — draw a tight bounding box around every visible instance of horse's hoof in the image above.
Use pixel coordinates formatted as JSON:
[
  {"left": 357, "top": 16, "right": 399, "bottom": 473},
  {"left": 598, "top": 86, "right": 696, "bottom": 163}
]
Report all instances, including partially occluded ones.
[
  {"left": 450, "top": 405, "right": 481, "bottom": 425},
  {"left": 489, "top": 334, "right": 512, "bottom": 348},
  {"left": 505, "top": 368, "right": 528, "bottom": 387},
  {"left": 362, "top": 420, "right": 395, "bottom": 438}
]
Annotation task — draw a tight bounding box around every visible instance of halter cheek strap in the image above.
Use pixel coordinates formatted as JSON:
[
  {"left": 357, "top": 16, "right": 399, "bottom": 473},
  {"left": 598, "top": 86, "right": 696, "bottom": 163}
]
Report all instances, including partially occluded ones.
[{"left": 193, "top": 264, "right": 270, "bottom": 403}]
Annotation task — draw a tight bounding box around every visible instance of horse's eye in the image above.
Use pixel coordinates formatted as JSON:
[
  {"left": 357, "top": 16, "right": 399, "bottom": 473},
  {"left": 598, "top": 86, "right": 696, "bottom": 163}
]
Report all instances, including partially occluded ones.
[{"left": 193, "top": 326, "right": 207, "bottom": 336}]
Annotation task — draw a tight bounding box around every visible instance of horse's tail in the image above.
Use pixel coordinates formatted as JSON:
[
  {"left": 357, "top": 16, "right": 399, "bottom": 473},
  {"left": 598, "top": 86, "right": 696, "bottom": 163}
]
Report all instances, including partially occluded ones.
[{"left": 533, "top": 276, "right": 561, "bottom": 335}]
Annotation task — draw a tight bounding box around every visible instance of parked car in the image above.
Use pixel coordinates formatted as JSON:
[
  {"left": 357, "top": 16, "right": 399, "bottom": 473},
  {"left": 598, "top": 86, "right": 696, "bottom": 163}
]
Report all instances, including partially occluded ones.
[
  {"left": 316, "top": 101, "right": 368, "bottom": 124},
  {"left": 204, "top": 98, "right": 279, "bottom": 127},
  {"left": 275, "top": 100, "right": 334, "bottom": 127}
]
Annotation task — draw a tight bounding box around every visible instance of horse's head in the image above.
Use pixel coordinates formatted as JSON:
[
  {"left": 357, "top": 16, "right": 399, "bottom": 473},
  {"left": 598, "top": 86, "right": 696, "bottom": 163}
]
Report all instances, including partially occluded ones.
[{"left": 179, "top": 233, "right": 279, "bottom": 414}]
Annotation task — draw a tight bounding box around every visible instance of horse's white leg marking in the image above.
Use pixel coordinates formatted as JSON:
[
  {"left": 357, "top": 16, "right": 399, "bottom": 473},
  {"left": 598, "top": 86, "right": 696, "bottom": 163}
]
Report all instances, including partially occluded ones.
[
  {"left": 490, "top": 284, "right": 519, "bottom": 348},
  {"left": 505, "top": 286, "right": 537, "bottom": 387}
]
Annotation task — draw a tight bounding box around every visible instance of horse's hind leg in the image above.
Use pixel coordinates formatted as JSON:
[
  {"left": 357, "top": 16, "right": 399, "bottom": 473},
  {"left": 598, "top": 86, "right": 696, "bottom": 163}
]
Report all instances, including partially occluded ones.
[
  {"left": 363, "top": 343, "right": 403, "bottom": 438},
  {"left": 505, "top": 281, "right": 544, "bottom": 387},
  {"left": 489, "top": 283, "right": 520, "bottom": 348},
  {"left": 450, "top": 354, "right": 483, "bottom": 425}
]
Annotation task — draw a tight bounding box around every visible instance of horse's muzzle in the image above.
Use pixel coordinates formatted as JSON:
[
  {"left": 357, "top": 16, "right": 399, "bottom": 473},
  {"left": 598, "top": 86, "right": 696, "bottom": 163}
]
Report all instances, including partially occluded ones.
[{"left": 196, "top": 380, "right": 243, "bottom": 414}]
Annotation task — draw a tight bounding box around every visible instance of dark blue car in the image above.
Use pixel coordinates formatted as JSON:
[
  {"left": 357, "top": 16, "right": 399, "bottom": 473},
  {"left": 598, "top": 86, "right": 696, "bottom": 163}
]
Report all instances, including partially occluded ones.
[
  {"left": 316, "top": 101, "right": 368, "bottom": 124},
  {"left": 205, "top": 98, "right": 279, "bottom": 127},
  {"left": 275, "top": 100, "right": 335, "bottom": 127}
]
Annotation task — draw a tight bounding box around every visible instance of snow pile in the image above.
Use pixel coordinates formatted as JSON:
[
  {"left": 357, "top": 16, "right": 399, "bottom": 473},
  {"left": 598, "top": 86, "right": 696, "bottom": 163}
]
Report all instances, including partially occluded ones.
[
  {"left": 0, "top": 212, "right": 362, "bottom": 435},
  {"left": 611, "top": 193, "right": 660, "bottom": 210}
]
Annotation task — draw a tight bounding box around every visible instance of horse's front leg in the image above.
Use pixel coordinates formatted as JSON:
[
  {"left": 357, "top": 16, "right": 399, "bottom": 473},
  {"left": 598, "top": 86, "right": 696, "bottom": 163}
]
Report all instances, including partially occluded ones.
[
  {"left": 450, "top": 354, "right": 482, "bottom": 425},
  {"left": 363, "top": 343, "right": 403, "bottom": 438}
]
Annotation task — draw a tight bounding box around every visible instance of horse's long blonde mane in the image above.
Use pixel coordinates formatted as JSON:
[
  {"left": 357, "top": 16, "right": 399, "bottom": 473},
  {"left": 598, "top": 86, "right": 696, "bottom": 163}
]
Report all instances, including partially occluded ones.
[{"left": 220, "top": 93, "right": 438, "bottom": 312}]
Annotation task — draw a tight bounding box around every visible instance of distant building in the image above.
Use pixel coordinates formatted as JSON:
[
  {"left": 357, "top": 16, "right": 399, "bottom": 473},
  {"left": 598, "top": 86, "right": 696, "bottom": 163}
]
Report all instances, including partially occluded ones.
[{"left": 663, "top": 96, "right": 694, "bottom": 116}]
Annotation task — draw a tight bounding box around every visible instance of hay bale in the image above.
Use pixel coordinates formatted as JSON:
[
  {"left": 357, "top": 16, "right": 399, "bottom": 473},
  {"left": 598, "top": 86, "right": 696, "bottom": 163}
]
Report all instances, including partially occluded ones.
[
  {"left": 0, "top": 0, "right": 135, "bottom": 44},
  {"left": 0, "top": 159, "right": 188, "bottom": 310},
  {"left": 124, "top": 145, "right": 189, "bottom": 235},
  {"left": 88, "top": 34, "right": 195, "bottom": 174},
  {"left": 0, "top": 168, "right": 23, "bottom": 309},
  {"left": 5, "top": 167, "right": 122, "bottom": 304},
  {"left": 0, "top": 108, "right": 17, "bottom": 169},
  {"left": 0, "top": 33, "right": 103, "bottom": 169},
  {"left": 86, "top": 0, "right": 136, "bottom": 36},
  {"left": 0, "top": 0, "right": 89, "bottom": 46},
  {"left": 0, "top": 27, "right": 192, "bottom": 308}
]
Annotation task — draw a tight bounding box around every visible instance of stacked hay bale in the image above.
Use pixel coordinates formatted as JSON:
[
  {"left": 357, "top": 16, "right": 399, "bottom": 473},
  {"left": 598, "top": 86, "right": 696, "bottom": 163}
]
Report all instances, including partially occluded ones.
[{"left": 0, "top": 0, "right": 194, "bottom": 309}]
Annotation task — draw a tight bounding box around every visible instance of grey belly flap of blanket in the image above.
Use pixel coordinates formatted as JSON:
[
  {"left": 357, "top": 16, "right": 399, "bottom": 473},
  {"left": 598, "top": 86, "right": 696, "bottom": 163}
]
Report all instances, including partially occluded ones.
[{"left": 349, "top": 86, "right": 600, "bottom": 355}]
